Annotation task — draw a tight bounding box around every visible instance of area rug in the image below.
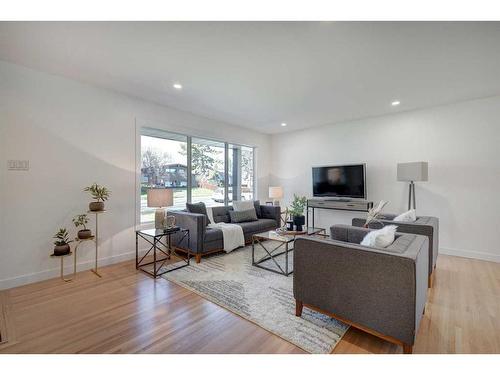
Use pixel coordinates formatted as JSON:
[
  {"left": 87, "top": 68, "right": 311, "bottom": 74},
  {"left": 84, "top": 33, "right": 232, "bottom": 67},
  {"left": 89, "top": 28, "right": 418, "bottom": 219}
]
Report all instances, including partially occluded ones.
[{"left": 162, "top": 245, "right": 349, "bottom": 354}]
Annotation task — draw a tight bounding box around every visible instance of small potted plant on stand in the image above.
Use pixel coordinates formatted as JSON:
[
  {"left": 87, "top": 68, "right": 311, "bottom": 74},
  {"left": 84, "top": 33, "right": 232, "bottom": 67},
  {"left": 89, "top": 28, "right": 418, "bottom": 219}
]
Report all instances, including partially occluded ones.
[
  {"left": 73, "top": 214, "right": 92, "bottom": 239},
  {"left": 84, "top": 183, "right": 111, "bottom": 212},
  {"left": 53, "top": 228, "right": 73, "bottom": 256},
  {"left": 289, "top": 194, "right": 307, "bottom": 232}
]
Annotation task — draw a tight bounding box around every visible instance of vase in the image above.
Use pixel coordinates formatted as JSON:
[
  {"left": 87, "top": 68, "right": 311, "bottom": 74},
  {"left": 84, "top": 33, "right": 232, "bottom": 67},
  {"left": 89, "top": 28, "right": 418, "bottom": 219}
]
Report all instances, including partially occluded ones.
[
  {"left": 77, "top": 229, "right": 92, "bottom": 239},
  {"left": 293, "top": 215, "right": 305, "bottom": 231},
  {"left": 89, "top": 201, "right": 104, "bottom": 211},
  {"left": 54, "top": 244, "right": 70, "bottom": 256}
]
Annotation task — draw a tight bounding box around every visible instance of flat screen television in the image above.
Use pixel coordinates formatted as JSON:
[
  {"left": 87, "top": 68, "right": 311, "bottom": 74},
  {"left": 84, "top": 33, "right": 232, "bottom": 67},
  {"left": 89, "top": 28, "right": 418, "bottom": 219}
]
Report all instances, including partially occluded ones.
[{"left": 312, "top": 164, "right": 366, "bottom": 199}]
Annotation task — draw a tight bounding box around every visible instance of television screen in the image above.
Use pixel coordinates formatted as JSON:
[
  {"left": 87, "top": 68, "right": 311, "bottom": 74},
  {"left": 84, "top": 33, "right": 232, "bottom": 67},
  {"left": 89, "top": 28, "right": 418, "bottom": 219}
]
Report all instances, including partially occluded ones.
[{"left": 312, "top": 164, "right": 366, "bottom": 198}]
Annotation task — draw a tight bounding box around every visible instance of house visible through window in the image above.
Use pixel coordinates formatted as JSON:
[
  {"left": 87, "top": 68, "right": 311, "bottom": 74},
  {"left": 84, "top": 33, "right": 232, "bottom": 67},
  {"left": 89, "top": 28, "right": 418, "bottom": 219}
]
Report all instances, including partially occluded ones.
[{"left": 140, "top": 129, "right": 255, "bottom": 223}]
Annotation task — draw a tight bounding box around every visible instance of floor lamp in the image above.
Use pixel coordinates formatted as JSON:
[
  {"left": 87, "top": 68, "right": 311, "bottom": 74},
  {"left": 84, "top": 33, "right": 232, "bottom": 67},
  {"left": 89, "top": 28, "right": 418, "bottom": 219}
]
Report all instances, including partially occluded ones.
[{"left": 397, "top": 162, "right": 428, "bottom": 210}]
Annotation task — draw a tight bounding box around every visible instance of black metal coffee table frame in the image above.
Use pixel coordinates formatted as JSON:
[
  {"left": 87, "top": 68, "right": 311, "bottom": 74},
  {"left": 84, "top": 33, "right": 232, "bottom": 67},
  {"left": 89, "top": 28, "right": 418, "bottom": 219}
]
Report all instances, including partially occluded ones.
[
  {"left": 252, "top": 227, "right": 326, "bottom": 276},
  {"left": 136, "top": 228, "right": 190, "bottom": 278},
  {"left": 252, "top": 236, "right": 293, "bottom": 276}
]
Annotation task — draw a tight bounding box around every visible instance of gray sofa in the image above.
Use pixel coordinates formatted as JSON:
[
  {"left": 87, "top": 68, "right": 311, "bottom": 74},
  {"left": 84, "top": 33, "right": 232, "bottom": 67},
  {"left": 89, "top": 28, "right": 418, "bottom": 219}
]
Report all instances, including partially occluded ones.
[
  {"left": 352, "top": 214, "right": 439, "bottom": 287},
  {"left": 293, "top": 224, "right": 428, "bottom": 354},
  {"left": 169, "top": 204, "right": 280, "bottom": 263}
]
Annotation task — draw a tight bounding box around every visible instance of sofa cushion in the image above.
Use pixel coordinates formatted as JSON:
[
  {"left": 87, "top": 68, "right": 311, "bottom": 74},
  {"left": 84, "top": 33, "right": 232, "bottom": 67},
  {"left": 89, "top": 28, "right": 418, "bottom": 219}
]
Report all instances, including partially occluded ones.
[
  {"left": 204, "top": 227, "right": 223, "bottom": 242},
  {"left": 233, "top": 200, "right": 255, "bottom": 212},
  {"left": 186, "top": 202, "right": 211, "bottom": 225},
  {"left": 212, "top": 206, "right": 232, "bottom": 223},
  {"left": 237, "top": 219, "right": 278, "bottom": 234},
  {"left": 229, "top": 208, "right": 258, "bottom": 223},
  {"left": 385, "top": 234, "right": 415, "bottom": 254}
]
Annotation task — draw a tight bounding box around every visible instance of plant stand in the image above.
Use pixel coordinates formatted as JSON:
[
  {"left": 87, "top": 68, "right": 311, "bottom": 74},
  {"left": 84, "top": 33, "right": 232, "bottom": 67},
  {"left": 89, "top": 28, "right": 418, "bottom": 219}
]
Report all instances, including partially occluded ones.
[
  {"left": 73, "top": 235, "right": 96, "bottom": 279},
  {"left": 50, "top": 252, "right": 73, "bottom": 282},
  {"left": 87, "top": 210, "right": 106, "bottom": 278}
]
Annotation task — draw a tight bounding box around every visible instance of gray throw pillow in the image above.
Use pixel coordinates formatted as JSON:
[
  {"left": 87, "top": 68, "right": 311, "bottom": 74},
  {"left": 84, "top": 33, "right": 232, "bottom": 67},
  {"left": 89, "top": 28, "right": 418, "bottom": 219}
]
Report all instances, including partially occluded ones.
[
  {"left": 186, "top": 202, "right": 211, "bottom": 225},
  {"left": 229, "top": 208, "right": 258, "bottom": 223}
]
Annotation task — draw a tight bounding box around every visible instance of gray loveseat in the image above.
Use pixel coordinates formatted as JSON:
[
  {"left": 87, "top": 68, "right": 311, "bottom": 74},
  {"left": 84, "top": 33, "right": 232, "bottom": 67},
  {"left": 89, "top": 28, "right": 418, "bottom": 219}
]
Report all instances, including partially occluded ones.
[
  {"left": 352, "top": 214, "right": 439, "bottom": 287},
  {"left": 293, "top": 224, "right": 428, "bottom": 354},
  {"left": 169, "top": 204, "right": 280, "bottom": 263}
]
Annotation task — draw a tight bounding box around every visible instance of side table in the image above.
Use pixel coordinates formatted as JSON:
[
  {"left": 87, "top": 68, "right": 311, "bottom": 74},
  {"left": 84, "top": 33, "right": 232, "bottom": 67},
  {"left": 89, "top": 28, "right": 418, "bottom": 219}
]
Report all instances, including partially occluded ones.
[
  {"left": 73, "top": 235, "right": 95, "bottom": 279},
  {"left": 135, "top": 227, "right": 190, "bottom": 278},
  {"left": 87, "top": 210, "right": 106, "bottom": 277}
]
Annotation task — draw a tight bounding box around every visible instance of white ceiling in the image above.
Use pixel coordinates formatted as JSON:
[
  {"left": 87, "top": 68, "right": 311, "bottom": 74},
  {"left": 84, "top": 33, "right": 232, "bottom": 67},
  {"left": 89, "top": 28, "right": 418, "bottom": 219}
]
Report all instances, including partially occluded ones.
[{"left": 1, "top": 22, "right": 500, "bottom": 134}]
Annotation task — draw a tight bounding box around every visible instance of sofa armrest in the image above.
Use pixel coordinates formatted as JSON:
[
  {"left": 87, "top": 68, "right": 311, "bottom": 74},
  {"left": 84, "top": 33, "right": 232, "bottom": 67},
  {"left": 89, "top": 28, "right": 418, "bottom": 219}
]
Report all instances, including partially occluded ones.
[
  {"left": 260, "top": 205, "right": 281, "bottom": 227},
  {"left": 293, "top": 235, "right": 428, "bottom": 345},
  {"left": 168, "top": 210, "right": 206, "bottom": 254}
]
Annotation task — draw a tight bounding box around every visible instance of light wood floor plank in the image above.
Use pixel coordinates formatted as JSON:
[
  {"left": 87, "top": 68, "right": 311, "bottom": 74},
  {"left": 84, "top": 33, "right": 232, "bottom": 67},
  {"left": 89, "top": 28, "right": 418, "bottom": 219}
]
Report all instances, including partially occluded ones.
[{"left": 0, "top": 254, "right": 498, "bottom": 354}]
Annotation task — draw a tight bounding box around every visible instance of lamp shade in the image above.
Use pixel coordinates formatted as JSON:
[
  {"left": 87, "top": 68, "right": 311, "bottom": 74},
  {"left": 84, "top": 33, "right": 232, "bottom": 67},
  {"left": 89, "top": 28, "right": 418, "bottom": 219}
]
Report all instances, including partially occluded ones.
[
  {"left": 269, "top": 186, "right": 283, "bottom": 199},
  {"left": 147, "top": 188, "right": 173, "bottom": 208},
  {"left": 397, "top": 162, "right": 429, "bottom": 182}
]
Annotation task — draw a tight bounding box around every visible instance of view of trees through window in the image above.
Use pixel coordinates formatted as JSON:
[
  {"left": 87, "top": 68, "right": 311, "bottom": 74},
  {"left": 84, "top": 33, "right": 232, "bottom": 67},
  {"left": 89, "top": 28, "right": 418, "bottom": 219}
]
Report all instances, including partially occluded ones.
[{"left": 140, "top": 130, "right": 255, "bottom": 223}]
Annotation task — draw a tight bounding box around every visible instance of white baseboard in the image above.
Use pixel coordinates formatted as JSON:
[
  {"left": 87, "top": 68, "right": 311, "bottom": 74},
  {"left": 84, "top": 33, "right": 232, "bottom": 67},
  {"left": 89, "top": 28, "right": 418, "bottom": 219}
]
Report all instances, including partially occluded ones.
[
  {"left": 440, "top": 247, "right": 500, "bottom": 263},
  {"left": 0, "top": 248, "right": 150, "bottom": 290}
]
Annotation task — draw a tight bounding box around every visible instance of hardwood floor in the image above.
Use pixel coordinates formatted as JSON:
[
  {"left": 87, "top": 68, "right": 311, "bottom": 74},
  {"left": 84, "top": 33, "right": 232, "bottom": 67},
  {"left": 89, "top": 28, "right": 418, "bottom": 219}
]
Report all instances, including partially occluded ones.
[{"left": 0, "top": 254, "right": 499, "bottom": 354}]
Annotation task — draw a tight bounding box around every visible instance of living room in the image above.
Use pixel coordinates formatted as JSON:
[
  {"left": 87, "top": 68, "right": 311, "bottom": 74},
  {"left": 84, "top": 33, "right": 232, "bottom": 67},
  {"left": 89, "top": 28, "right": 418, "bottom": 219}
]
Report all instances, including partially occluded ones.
[{"left": 1, "top": 1, "right": 499, "bottom": 373}]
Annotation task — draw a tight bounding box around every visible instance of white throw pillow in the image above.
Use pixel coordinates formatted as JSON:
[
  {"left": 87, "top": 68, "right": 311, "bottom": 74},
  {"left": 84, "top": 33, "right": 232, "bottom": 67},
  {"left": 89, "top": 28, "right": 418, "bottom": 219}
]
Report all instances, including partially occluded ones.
[
  {"left": 393, "top": 209, "right": 417, "bottom": 222},
  {"left": 360, "top": 225, "right": 398, "bottom": 248},
  {"left": 233, "top": 200, "right": 255, "bottom": 212}
]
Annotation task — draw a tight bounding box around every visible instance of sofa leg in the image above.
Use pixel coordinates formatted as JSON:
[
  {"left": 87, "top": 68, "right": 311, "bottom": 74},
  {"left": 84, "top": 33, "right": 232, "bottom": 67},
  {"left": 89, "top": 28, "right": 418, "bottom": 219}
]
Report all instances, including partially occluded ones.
[
  {"left": 295, "top": 300, "right": 303, "bottom": 317},
  {"left": 402, "top": 344, "right": 413, "bottom": 354},
  {"left": 195, "top": 254, "right": 202, "bottom": 264}
]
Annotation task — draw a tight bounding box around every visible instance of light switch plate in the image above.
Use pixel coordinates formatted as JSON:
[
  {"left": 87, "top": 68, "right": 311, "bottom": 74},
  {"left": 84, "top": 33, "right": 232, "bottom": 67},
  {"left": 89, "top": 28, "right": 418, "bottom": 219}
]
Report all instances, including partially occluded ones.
[{"left": 7, "top": 160, "right": 29, "bottom": 171}]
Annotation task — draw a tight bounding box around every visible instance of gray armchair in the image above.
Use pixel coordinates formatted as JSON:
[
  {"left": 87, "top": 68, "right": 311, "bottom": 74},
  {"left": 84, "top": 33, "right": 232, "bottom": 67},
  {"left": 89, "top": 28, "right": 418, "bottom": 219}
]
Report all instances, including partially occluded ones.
[
  {"left": 352, "top": 214, "right": 439, "bottom": 287},
  {"left": 293, "top": 224, "right": 428, "bottom": 354}
]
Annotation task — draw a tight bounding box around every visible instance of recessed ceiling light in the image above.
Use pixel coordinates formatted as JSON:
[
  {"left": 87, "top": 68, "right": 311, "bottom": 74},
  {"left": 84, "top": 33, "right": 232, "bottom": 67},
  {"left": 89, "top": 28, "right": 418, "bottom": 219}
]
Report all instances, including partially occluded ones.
[
  {"left": 173, "top": 83, "right": 183, "bottom": 90},
  {"left": 281, "top": 123, "right": 287, "bottom": 127},
  {"left": 391, "top": 100, "right": 401, "bottom": 106}
]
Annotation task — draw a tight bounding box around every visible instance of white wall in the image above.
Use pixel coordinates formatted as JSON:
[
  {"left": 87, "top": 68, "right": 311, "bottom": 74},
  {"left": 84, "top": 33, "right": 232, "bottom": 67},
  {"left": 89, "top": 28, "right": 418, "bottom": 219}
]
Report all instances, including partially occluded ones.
[
  {"left": 270, "top": 96, "right": 500, "bottom": 263},
  {"left": 0, "top": 61, "right": 271, "bottom": 289}
]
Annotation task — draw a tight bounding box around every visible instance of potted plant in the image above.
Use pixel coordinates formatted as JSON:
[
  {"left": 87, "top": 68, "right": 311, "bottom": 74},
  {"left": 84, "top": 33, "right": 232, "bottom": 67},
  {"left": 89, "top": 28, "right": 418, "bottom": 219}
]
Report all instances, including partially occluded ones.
[
  {"left": 84, "top": 183, "right": 111, "bottom": 211},
  {"left": 53, "top": 228, "right": 73, "bottom": 256},
  {"left": 73, "top": 213, "right": 92, "bottom": 239},
  {"left": 289, "top": 194, "right": 307, "bottom": 231}
]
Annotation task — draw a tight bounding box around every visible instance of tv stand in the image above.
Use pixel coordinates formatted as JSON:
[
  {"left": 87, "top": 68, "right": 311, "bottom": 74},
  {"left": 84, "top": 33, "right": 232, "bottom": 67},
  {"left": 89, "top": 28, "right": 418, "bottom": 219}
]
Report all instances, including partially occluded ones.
[{"left": 306, "top": 198, "right": 374, "bottom": 228}]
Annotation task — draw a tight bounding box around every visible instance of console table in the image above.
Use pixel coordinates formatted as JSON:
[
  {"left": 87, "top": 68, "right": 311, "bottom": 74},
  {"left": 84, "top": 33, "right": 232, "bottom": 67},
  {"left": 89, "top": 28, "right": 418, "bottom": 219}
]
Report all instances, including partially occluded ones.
[{"left": 306, "top": 198, "right": 374, "bottom": 228}]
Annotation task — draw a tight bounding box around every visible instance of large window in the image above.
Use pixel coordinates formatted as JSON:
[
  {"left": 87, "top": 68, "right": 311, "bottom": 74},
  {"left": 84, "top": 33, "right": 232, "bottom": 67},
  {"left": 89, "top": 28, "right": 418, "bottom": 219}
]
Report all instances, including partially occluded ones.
[
  {"left": 228, "top": 144, "right": 254, "bottom": 202},
  {"left": 140, "top": 132, "right": 188, "bottom": 223},
  {"left": 191, "top": 138, "right": 226, "bottom": 207},
  {"left": 140, "top": 129, "right": 255, "bottom": 223}
]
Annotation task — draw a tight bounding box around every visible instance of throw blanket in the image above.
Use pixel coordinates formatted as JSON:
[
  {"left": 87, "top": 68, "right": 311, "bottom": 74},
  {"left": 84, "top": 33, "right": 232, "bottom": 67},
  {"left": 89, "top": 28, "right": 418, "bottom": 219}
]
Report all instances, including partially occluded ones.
[{"left": 207, "top": 222, "right": 245, "bottom": 253}]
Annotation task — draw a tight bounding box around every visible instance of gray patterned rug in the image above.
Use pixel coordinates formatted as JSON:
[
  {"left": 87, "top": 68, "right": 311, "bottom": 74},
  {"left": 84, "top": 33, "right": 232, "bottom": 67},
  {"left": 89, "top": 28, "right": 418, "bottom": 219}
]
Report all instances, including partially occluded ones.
[{"left": 162, "top": 245, "right": 349, "bottom": 354}]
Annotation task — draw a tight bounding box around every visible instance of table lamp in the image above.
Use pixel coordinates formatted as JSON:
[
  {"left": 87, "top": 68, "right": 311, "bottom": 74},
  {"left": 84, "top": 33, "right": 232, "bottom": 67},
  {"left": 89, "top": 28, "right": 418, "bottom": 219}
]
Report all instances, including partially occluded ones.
[
  {"left": 147, "top": 188, "right": 174, "bottom": 229},
  {"left": 269, "top": 186, "right": 283, "bottom": 206},
  {"left": 397, "top": 162, "right": 428, "bottom": 210}
]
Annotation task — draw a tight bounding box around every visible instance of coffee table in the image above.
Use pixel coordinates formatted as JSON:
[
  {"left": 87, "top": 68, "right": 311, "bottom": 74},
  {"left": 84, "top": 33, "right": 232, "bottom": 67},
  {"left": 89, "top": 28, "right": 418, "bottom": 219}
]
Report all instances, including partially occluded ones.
[{"left": 251, "top": 227, "right": 326, "bottom": 276}]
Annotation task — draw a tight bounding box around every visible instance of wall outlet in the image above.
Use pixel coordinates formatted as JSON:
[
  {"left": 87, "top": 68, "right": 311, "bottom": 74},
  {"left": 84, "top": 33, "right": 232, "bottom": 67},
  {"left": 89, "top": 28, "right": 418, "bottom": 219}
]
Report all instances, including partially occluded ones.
[{"left": 7, "top": 160, "right": 29, "bottom": 171}]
